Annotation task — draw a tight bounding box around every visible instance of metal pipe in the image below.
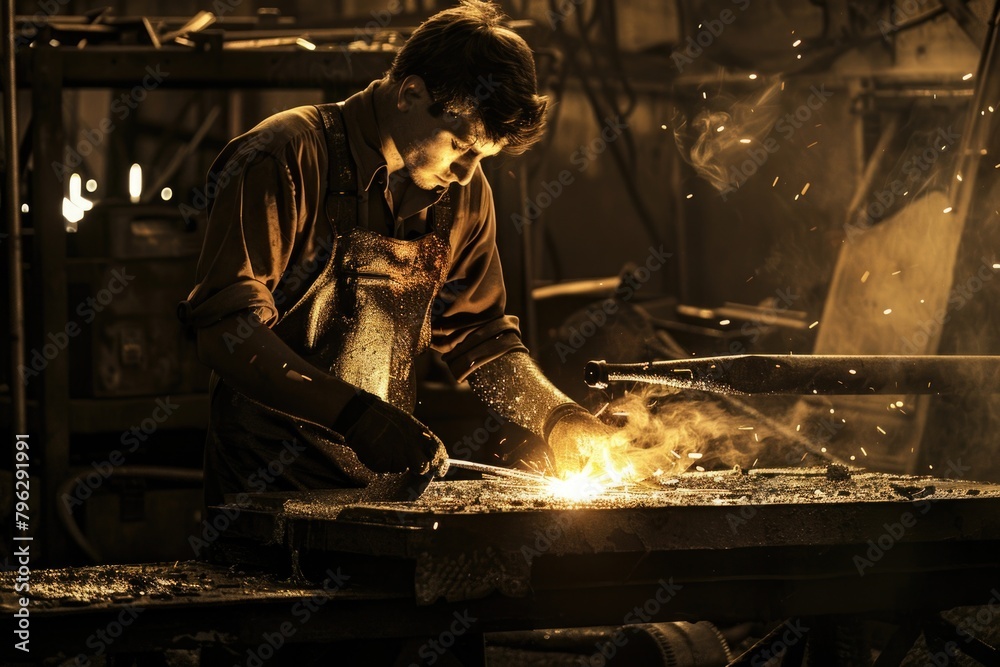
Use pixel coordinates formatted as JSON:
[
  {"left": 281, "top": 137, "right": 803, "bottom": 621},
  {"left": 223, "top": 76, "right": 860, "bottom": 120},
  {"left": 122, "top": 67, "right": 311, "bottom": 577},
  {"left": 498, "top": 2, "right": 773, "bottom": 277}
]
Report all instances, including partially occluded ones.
[
  {"left": 55, "top": 466, "right": 204, "bottom": 563},
  {"left": 950, "top": 0, "right": 1000, "bottom": 220},
  {"left": 585, "top": 355, "right": 1000, "bottom": 395},
  {"left": 445, "top": 458, "right": 548, "bottom": 484},
  {"left": 3, "top": 0, "right": 27, "bottom": 435}
]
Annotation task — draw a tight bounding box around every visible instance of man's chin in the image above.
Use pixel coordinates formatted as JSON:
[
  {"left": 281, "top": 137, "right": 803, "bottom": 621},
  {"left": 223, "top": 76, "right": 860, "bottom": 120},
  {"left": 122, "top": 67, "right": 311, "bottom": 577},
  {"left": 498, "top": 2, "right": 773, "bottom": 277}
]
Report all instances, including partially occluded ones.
[{"left": 411, "top": 173, "right": 448, "bottom": 191}]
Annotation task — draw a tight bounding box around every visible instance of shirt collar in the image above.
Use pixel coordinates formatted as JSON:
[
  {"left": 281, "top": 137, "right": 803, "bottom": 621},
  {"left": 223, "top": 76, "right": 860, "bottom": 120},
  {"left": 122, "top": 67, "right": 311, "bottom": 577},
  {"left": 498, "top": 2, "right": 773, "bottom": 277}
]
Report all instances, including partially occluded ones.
[
  {"left": 340, "top": 80, "right": 390, "bottom": 193},
  {"left": 340, "top": 80, "right": 448, "bottom": 205}
]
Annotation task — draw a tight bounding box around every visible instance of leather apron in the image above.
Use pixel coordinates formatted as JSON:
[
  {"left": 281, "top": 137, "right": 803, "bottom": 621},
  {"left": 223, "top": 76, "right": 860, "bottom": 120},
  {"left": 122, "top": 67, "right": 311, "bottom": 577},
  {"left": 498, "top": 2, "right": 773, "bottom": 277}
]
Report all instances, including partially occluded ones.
[{"left": 204, "top": 103, "right": 454, "bottom": 505}]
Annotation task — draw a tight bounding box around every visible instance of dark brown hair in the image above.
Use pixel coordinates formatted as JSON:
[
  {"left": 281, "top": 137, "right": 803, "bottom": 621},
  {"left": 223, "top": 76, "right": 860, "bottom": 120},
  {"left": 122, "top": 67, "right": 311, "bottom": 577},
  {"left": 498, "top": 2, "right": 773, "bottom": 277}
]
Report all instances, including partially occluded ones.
[{"left": 388, "top": 0, "right": 548, "bottom": 155}]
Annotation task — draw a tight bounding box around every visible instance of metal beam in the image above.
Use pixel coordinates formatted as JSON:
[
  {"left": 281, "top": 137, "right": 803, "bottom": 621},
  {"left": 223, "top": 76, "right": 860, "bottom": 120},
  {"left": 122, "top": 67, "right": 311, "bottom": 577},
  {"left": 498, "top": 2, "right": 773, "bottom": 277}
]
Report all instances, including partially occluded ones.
[
  {"left": 3, "top": 0, "right": 25, "bottom": 438},
  {"left": 16, "top": 46, "right": 395, "bottom": 89},
  {"left": 31, "top": 40, "right": 70, "bottom": 562},
  {"left": 938, "top": 0, "right": 989, "bottom": 47}
]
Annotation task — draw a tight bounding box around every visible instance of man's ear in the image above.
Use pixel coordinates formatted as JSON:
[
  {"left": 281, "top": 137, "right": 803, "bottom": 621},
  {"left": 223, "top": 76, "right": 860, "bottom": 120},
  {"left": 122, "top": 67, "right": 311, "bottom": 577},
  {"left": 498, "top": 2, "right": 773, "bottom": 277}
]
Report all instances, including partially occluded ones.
[{"left": 397, "top": 75, "right": 430, "bottom": 112}]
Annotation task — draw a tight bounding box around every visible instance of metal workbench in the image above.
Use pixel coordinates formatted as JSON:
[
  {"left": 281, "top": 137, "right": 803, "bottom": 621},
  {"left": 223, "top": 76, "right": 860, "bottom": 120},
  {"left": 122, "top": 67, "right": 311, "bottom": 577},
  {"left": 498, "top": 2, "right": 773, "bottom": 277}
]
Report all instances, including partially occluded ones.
[{"left": 5, "top": 467, "right": 999, "bottom": 664}]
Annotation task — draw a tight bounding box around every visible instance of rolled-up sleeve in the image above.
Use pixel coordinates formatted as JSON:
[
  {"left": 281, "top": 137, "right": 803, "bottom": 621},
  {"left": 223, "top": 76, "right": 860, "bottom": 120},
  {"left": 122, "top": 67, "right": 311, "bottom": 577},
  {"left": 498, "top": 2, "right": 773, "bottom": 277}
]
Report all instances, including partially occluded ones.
[
  {"left": 181, "top": 146, "right": 298, "bottom": 329},
  {"left": 433, "top": 172, "right": 527, "bottom": 381}
]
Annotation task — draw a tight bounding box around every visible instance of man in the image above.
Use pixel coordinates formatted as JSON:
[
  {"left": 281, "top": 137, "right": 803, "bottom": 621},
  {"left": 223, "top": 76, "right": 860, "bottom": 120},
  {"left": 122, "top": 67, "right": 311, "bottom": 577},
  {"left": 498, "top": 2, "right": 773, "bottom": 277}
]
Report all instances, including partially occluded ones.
[{"left": 180, "top": 0, "right": 612, "bottom": 506}]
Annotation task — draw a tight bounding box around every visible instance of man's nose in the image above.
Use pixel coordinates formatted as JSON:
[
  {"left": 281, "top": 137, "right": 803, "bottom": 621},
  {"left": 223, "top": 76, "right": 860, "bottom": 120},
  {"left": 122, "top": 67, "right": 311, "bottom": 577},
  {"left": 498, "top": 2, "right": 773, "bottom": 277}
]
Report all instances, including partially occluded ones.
[{"left": 451, "top": 155, "right": 480, "bottom": 186}]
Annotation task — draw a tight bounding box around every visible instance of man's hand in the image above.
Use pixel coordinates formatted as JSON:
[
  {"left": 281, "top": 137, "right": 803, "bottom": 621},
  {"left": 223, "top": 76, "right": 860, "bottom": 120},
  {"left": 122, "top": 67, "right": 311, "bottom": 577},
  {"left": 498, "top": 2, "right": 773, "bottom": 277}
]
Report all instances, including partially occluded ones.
[
  {"left": 333, "top": 390, "right": 448, "bottom": 476},
  {"left": 546, "top": 409, "right": 617, "bottom": 474}
]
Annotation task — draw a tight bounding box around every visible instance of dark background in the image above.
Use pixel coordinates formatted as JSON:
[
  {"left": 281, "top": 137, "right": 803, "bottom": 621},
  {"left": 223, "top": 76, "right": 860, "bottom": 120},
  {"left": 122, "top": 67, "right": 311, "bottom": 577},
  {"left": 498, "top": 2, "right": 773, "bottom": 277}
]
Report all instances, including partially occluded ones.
[{"left": 3, "top": 0, "right": 999, "bottom": 566}]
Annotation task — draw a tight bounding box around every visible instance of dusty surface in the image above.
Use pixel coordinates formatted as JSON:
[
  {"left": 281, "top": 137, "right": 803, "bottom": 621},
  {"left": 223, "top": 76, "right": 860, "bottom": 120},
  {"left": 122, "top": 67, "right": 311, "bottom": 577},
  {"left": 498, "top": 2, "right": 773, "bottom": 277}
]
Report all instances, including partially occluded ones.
[
  {"left": 273, "top": 466, "right": 1000, "bottom": 520},
  {"left": 11, "top": 468, "right": 997, "bottom": 614},
  {"left": 0, "top": 561, "right": 317, "bottom": 612}
]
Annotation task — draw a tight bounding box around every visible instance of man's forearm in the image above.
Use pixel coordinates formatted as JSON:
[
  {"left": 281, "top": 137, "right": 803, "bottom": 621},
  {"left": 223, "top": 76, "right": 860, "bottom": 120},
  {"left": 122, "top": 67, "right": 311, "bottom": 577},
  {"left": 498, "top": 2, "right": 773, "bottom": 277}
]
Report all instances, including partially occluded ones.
[
  {"left": 465, "top": 350, "right": 588, "bottom": 441},
  {"left": 196, "top": 312, "right": 359, "bottom": 428}
]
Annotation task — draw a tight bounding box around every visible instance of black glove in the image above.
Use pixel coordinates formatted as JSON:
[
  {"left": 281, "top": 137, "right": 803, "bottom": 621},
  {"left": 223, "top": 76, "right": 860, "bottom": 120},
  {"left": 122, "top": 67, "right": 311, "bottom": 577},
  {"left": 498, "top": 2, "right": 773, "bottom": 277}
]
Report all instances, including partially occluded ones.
[{"left": 332, "top": 390, "right": 448, "bottom": 476}]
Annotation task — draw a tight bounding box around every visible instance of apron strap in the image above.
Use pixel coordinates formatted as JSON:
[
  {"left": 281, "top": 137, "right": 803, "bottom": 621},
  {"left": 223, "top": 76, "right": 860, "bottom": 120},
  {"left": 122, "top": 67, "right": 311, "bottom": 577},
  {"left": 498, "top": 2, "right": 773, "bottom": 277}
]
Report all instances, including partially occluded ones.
[
  {"left": 316, "top": 101, "right": 456, "bottom": 241},
  {"left": 431, "top": 187, "right": 455, "bottom": 241},
  {"left": 315, "top": 103, "right": 360, "bottom": 236}
]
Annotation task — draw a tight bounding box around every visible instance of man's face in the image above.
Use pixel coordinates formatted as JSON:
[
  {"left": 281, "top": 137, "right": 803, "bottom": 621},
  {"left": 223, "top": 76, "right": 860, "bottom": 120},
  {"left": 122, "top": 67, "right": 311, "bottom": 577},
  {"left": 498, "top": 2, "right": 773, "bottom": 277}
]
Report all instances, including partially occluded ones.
[{"left": 394, "top": 78, "right": 504, "bottom": 191}]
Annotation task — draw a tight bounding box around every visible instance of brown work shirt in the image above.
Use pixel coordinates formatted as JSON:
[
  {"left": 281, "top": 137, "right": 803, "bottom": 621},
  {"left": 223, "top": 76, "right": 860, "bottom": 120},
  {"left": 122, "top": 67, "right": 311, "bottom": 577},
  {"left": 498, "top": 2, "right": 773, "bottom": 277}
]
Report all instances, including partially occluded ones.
[{"left": 183, "top": 80, "right": 525, "bottom": 381}]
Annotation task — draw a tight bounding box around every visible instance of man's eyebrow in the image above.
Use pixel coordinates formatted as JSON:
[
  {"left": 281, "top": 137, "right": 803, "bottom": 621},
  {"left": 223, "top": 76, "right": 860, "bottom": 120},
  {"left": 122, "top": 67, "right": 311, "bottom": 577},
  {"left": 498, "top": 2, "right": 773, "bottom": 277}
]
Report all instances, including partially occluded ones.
[{"left": 453, "top": 132, "right": 481, "bottom": 153}]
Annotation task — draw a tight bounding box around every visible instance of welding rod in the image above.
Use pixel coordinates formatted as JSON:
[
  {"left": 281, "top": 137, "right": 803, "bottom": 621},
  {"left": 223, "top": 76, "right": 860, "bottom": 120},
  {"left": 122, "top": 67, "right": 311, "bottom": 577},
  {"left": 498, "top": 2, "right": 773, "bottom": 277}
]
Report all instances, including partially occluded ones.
[
  {"left": 445, "top": 459, "right": 548, "bottom": 483},
  {"left": 584, "top": 355, "right": 1000, "bottom": 395}
]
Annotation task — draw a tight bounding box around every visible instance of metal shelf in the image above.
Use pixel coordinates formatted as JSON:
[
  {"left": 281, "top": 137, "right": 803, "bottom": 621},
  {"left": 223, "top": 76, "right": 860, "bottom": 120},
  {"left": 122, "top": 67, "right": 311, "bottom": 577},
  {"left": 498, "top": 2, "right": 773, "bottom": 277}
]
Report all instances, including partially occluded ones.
[
  {"left": 17, "top": 40, "right": 387, "bottom": 562},
  {"left": 69, "top": 394, "right": 210, "bottom": 434}
]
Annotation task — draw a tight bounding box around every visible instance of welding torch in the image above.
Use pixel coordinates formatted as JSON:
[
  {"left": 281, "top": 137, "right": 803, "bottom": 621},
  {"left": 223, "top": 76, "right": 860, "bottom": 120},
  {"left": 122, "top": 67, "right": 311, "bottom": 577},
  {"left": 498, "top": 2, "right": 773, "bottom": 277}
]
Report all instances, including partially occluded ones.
[{"left": 584, "top": 354, "right": 1000, "bottom": 395}]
